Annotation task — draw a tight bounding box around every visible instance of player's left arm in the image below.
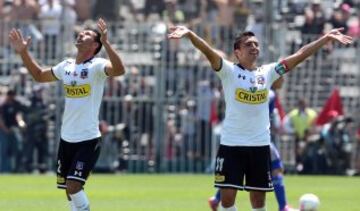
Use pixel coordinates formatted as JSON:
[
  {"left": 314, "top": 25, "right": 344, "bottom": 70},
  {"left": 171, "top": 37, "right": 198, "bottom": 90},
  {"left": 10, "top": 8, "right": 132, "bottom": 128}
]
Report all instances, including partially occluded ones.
[
  {"left": 97, "top": 18, "right": 125, "bottom": 77},
  {"left": 281, "top": 28, "right": 353, "bottom": 72}
]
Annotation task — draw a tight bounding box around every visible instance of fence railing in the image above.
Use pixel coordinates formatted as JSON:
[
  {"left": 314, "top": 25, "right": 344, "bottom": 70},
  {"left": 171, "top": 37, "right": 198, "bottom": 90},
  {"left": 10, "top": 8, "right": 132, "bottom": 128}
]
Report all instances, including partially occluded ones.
[{"left": 0, "top": 20, "right": 359, "bottom": 173}]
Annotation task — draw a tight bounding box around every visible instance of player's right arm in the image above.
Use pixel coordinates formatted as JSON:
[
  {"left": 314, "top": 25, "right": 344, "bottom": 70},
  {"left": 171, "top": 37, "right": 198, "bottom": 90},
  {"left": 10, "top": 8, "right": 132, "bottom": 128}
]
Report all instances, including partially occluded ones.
[
  {"left": 167, "top": 26, "right": 222, "bottom": 71},
  {"left": 9, "top": 29, "right": 56, "bottom": 83}
]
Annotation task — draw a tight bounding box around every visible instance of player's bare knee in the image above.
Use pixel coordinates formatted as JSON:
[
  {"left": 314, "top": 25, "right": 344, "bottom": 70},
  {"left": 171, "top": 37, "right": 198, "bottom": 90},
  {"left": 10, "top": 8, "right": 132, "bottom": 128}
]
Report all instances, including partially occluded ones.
[
  {"left": 66, "top": 180, "right": 83, "bottom": 195},
  {"left": 221, "top": 199, "right": 235, "bottom": 208},
  {"left": 220, "top": 189, "right": 237, "bottom": 207},
  {"left": 250, "top": 191, "right": 265, "bottom": 208}
]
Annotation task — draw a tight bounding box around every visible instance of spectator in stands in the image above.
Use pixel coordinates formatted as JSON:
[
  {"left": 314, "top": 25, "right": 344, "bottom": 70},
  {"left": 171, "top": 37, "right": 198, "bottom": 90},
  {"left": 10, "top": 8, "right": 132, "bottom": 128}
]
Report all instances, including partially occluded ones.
[
  {"left": 179, "top": 99, "right": 197, "bottom": 166},
  {"left": 163, "top": 0, "right": 185, "bottom": 24},
  {"left": 300, "top": 0, "right": 325, "bottom": 35},
  {"left": 284, "top": 98, "right": 317, "bottom": 172},
  {"left": 143, "top": 0, "right": 166, "bottom": 21},
  {"left": 93, "top": 0, "right": 123, "bottom": 21},
  {"left": 284, "top": 98, "right": 317, "bottom": 142},
  {"left": 233, "top": 0, "right": 250, "bottom": 31},
  {"left": 38, "top": 0, "right": 62, "bottom": 61},
  {"left": 329, "top": 3, "right": 352, "bottom": 34},
  {"left": 320, "top": 113, "right": 355, "bottom": 174},
  {"left": 196, "top": 80, "right": 213, "bottom": 169},
  {"left": 178, "top": 0, "right": 202, "bottom": 24},
  {"left": 122, "top": 94, "right": 142, "bottom": 156},
  {"left": 102, "top": 76, "right": 124, "bottom": 125},
  {"left": 0, "top": 96, "right": 9, "bottom": 172},
  {"left": 0, "top": 0, "right": 13, "bottom": 56},
  {"left": 9, "top": 0, "right": 39, "bottom": 21},
  {"left": 23, "top": 86, "right": 49, "bottom": 173},
  {"left": 213, "top": 0, "right": 237, "bottom": 49},
  {"left": 74, "top": 0, "right": 91, "bottom": 21},
  {"left": 347, "top": 11, "right": 360, "bottom": 37},
  {"left": 4, "top": 0, "right": 41, "bottom": 47},
  {"left": 0, "top": 0, "right": 12, "bottom": 21},
  {"left": 353, "top": 128, "right": 360, "bottom": 175},
  {"left": 0, "top": 90, "right": 28, "bottom": 172},
  {"left": 61, "top": 0, "right": 77, "bottom": 52},
  {"left": 204, "top": 0, "right": 219, "bottom": 24}
]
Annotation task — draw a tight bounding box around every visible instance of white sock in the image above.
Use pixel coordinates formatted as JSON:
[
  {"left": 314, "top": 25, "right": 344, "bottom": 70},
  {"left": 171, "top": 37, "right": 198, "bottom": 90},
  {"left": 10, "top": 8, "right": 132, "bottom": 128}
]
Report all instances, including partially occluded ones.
[
  {"left": 252, "top": 206, "right": 266, "bottom": 211},
  {"left": 219, "top": 204, "right": 237, "bottom": 211},
  {"left": 69, "top": 200, "right": 77, "bottom": 211},
  {"left": 69, "top": 190, "right": 90, "bottom": 211}
]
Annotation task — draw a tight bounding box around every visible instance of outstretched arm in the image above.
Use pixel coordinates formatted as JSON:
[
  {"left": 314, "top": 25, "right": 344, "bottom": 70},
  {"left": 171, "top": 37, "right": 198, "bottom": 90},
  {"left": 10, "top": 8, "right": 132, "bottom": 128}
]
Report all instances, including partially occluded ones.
[
  {"left": 282, "top": 28, "right": 353, "bottom": 71},
  {"left": 168, "top": 26, "right": 222, "bottom": 71},
  {"left": 9, "top": 29, "right": 56, "bottom": 82},
  {"left": 97, "top": 18, "right": 126, "bottom": 77}
]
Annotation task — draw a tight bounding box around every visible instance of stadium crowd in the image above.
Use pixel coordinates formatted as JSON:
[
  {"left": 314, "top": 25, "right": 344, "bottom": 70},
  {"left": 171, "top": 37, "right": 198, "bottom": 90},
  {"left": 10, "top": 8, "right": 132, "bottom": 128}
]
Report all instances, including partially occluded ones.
[{"left": 0, "top": 0, "right": 359, "bottom": 175}]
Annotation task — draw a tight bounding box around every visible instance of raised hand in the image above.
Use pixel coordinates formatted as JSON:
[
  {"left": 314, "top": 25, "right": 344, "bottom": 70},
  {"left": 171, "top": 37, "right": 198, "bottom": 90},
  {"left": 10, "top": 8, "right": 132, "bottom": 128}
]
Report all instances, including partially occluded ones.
[
  {"left": 167, "top": 26, "right": 191, "bottom": 39},
  {"left": 97, "top": 18, "right": 108, "bottom": 44},
  {"left": 326, "top": 28, "right": 353, "bottom": 45},
  {"left": 9, "top": 28, "right": 31, "bottom": 54}
]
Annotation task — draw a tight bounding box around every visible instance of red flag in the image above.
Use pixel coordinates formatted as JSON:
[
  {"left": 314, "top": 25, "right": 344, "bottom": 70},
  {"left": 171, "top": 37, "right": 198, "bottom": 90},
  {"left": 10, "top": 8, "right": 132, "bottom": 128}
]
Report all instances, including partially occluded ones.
[
  {"left": 210, "top": 100, "right": 218, "bottom": 125},
  {"left": 315, "top": 88, "right": 344, "bottom": 126},
  {"left": 275, "top": 96, "right": 286, "bottom": 121}
]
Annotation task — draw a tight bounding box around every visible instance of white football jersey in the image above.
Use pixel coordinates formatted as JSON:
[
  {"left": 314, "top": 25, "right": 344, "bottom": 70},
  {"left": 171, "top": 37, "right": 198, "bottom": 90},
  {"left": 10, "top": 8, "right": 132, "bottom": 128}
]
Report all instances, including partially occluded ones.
[
  {"left": 215, "top": 59, "right": 282, "bottom": 146},
  {"left": 52, "top": 57, "right": 108, "bottom": 142}
]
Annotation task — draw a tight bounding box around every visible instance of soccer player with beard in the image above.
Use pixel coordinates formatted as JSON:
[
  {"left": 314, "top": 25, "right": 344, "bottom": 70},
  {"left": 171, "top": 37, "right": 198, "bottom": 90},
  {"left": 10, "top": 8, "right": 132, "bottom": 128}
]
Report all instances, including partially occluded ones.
[{"left": 9, "top": 18, "right": 125, "bottom": 211}]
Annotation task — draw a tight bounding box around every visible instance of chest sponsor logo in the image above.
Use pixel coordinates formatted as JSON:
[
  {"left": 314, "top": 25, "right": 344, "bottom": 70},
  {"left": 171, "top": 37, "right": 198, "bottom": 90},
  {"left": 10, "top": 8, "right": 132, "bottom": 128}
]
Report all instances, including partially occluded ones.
[
  {"left": 235, "top": 88, "right": 268, "bottom": 104},
  {"left": 64, "top": 84, "right": 91, "bottom": 98}
]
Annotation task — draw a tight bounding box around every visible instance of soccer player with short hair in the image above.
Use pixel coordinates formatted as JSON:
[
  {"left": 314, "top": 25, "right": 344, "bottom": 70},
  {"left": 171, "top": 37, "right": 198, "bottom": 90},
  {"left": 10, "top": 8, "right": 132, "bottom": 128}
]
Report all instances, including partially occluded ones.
[
  {"left": 9, "top": 18, "right": 126, "bottom": 211},
  {"left": 208, "top": 78, "right": 296, "bottom": 211},
  {"left": 168, "top": 26, "right": 352, "bottom": 211}
]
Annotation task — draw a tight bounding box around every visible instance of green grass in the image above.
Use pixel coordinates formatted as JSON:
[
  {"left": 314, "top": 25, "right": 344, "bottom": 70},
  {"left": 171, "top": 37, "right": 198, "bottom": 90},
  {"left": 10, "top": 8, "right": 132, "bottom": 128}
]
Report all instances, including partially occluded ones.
[{"left": 0, "top": 174, "right": 359, "bottom": 210}]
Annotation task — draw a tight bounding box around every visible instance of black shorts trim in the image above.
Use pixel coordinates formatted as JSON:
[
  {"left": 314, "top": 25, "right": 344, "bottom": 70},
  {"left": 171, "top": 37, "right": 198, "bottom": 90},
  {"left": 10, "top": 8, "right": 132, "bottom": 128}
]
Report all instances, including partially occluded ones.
[
  {"left": 57, "top": 184, "right": 67, "bottom": 189},
  {"left": 244, "top": 186, "right": 274, "bottom": 192},
  {"left": 215, "top": 183, "right": 245, "bottom": 190},
  {"left": 215, "top": 183, "right": 274, "bottom": 192},
  {"left": 67, "top": 176, "right": 86, "bottom": 182}
]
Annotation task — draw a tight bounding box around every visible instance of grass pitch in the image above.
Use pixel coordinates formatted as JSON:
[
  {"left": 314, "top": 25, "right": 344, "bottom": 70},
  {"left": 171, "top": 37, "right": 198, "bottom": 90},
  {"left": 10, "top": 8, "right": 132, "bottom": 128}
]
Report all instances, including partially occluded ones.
[{"left": 0, "top": 174, "right": 359, "bottom": 210}]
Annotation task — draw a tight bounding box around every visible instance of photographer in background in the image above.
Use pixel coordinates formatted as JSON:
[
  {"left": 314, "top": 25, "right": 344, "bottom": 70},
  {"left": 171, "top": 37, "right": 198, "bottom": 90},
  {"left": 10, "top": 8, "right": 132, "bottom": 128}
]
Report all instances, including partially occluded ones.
[
  {"left": 319, "top": 112, "right": 354, "bottom": 174},
  {"left": 0, "top": 90, "right": 28, "bottom": 172}
]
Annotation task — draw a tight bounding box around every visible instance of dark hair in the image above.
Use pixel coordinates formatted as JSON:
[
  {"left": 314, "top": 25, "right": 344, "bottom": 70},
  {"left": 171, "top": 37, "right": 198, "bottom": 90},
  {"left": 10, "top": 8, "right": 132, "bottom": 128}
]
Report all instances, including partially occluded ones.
[
  {"left": 87, "top": 28, "right": 102, "bottom": 56},
  {"left": 233, "top": 31, "right": 255, "bottom": 50},
  {"left": 7, "top": 90, "right": 16, "bottom": 96}
]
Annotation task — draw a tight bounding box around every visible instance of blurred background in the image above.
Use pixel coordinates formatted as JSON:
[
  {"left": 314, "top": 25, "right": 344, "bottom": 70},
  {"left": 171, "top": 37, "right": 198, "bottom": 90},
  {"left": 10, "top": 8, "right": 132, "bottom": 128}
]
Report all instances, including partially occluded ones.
[{"left": 0, "top": 0, "right": 359, "bottom": 176}]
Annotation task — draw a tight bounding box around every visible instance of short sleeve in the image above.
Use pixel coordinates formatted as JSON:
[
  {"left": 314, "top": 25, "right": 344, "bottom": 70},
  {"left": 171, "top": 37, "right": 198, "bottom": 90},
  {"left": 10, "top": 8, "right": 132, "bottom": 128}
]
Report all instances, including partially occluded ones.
[
  {"left": 93, "top": 58, "right": 108, "bottom": 80},
  {"left": 52, "top": 60, "right": 69, "bottom": 80},
  {"left": 264, "top": 62, "right": 286, "bottom": 85},
  {"left": 215, "top": 59, "right": 234, "bottom": 80}
]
